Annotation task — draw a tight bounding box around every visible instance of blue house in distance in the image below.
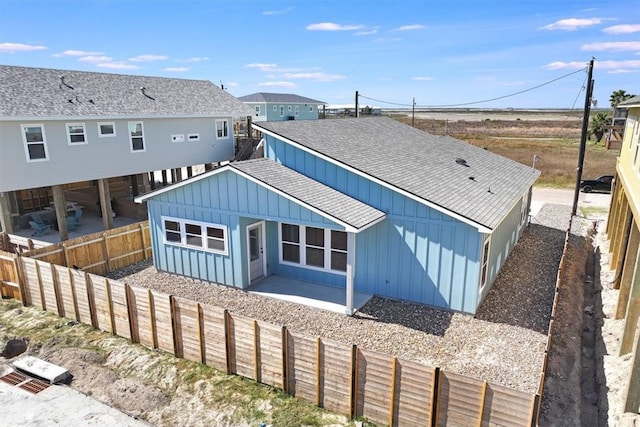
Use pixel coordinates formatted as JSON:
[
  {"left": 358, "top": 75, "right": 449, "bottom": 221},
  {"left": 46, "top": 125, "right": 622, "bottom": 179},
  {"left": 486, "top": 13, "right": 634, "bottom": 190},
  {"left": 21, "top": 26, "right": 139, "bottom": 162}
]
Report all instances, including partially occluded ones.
[
  {"left": 136, "top": 117, "right": 539, "bottom": 315},
  {"left": 238, "top": 92, "right": 325, "bottom": 122}
]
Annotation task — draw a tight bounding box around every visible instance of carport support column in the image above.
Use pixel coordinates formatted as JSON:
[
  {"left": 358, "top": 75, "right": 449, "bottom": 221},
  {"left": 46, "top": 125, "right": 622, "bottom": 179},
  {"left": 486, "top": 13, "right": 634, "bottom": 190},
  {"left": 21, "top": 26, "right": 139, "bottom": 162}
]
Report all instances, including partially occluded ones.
[
  {"left": 98, "top": 178, "right": 113, "bottom": 230},
  {"left": 0, "top": 192, "right": 13, "bottom": 234},
  {"left": 52, "top": 185, "right": 68, "bottom": 241},
  {"left": 345, "top": 232, "right": 356, "bottom": 316}
]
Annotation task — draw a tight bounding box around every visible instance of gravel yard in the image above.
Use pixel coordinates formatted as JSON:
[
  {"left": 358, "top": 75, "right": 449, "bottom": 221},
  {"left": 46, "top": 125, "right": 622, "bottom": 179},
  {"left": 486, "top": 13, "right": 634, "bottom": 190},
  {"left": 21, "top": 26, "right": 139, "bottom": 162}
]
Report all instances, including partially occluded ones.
[{"left": 108, "top": 203, "right": 575, "bottom": 395}]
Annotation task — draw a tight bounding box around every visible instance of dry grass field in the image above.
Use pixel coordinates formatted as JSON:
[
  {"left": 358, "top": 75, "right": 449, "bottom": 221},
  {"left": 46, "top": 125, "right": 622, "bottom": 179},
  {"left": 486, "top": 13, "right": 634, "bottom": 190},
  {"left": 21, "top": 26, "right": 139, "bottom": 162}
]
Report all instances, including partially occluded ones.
[{"left": 394, "top": 115, "right": 620, "bottom": 188}]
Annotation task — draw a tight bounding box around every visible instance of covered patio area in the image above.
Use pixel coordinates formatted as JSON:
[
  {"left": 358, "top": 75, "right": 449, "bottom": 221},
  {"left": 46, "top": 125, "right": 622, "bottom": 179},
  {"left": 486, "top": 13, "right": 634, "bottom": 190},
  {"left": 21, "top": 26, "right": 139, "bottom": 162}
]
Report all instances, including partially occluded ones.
[{"left": 248, "top": 275, "right": 373, "bottom": 315}]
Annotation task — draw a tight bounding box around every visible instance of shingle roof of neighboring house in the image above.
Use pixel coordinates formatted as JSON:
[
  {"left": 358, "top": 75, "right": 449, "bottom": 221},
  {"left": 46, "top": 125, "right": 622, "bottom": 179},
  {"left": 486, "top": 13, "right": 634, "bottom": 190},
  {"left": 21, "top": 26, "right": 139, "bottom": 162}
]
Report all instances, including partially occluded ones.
[
  {"left": 254, "top": 117, "right": 540, "bottom": 231},
  {"left": 238, "top": 92, "right": 325, "bottom": 105},
  {"left": 231, "top": 159, "right": 385, "bottom": 231},
  {"left": 618, "top": 95, "right": 640, "bottom": 108},
  {"left": 0, "top": 64, "right": 253, "bottom": 119}
]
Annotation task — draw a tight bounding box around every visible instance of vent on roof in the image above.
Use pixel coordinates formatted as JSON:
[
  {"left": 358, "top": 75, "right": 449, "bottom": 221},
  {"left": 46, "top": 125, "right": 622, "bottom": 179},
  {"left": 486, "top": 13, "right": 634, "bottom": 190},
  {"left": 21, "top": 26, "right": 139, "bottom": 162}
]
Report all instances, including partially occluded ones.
[
  {"left": 140, "top": 86, "right": 155, "bottom": 101},
  {"left": 455, "top": 158, "right": 469, "bottom": 167},
  {"left": 59, "top": 75, "right": 74, "bottom": 90}
]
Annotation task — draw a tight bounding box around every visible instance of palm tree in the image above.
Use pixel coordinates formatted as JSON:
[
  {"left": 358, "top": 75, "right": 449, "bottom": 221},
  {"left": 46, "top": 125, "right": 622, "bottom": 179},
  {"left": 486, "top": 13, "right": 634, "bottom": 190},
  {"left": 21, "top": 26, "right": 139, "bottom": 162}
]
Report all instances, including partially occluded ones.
[
  {"left": 610, "top": 89, "right": 634, "bottom": 108},
  {"left": 589, "top": 112, "right": 610, "bottom": 143}
]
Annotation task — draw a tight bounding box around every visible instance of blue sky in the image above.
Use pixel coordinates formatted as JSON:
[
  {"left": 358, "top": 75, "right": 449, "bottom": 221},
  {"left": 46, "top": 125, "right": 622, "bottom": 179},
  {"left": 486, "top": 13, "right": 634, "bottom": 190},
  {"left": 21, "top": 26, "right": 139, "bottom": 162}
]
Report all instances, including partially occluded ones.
[{"left": 1, "top": 0, "right": 638, "bottom": 109}]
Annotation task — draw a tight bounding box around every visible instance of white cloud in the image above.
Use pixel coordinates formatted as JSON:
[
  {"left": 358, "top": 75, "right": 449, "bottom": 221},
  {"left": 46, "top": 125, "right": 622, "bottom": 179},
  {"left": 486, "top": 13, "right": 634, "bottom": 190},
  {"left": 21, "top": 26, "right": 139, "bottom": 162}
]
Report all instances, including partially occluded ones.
[
  {"left": 163, "top": 67, "right": 189, "bottom": 72},
  {"left": 540, "top": 18, "right": 603, "bottom": 31},
  {"left": 0, "top": 42, "right": 47, "bottom": 53},
  {"left": 306, "top": 22, "right": 365, "bottom": 31},
  {"left": 582, "top": 41, "right": 640, "bottom": 51},
  {"left": 181, "top": 56, "right": 209, "bottom": 62},
  {"left": 373, "top": 37, "right": 402, "bottom": 43},
  {"left": 283, "top": 72, "right": 345, "bottom": 82},
  {"left": 59, "top": 49, "right": 103, "bottom": 56},
  {"left": 245, "top": 63, "right": 278, "bottom": 70},
  {"left": 257, "top": 81, "right": 297, "bottom": 88},
  {"left": 394, "top": 24, "right": 425, "bottom": 31},
  {"left": 96, "top": 62, "right": 141, "bottom": 70},
  {"left": 412, "top": 76, "right": 434, "bottom": 81},
  {"left": 78, "top": 55, "right": 113, "bottom": 63},
  {"left": 262, "top": 7, "right": 292, "bottom": 15},
  {"left": 544, "top": 59, "right": 640, "bottom": 71},
  {"left": 603, "top": 24, "right": 640, "bottom": 34},
  {"left": 543, "top": 61, "right": 590, "bottom": 70},
  {"left": 129, "top": 54, "right": 168, "bottom": 62},
  {"left": 354, "top": 29, "right": 378, "bottom": 36}
]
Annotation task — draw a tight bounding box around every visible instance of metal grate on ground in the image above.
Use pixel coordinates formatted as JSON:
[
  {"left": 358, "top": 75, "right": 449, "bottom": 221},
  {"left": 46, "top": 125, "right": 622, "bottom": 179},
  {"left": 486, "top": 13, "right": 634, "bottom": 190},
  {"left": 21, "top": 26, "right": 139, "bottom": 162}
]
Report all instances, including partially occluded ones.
[{"left": 0, "top": 371, "right": 51, "bottom": 394}]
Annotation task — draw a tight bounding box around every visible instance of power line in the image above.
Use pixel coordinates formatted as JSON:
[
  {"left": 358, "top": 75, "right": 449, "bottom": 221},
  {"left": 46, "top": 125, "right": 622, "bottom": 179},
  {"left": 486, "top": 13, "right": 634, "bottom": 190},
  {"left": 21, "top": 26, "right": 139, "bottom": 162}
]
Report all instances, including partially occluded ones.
[
  {"left": 359, "top": 66, "right": 588, "bottom": 108},
  {"left": 570, "top": 72, "right": 588, "bottom": 110}
]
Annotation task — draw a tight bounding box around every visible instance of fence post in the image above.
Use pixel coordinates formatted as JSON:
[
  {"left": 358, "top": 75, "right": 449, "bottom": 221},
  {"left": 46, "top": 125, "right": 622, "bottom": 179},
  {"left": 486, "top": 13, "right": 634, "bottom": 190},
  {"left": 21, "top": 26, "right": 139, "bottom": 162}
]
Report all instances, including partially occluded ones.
[
  {"left": 431, "top": 367, "right": 441, "bottom": 427},
  {"left": 35, "top": 260, "right": 46, "bottom": 311},
  {"left": 254, "top": 319, "right": 260, "bottom": 383},
  {"left": 223, "top": 309, "right": 231, "bottom": 374},
  {"left": 477, "top": 381, "right": 488, "bottom": 427},
  {"left": 104, "top": 278, "right": 116, "bottom": 334},
  {"left": 15, "top": 254, "right": 28, "bottom": 306},
  {"left": 51, "top": 264, "right": 64, "bottom": 317},
  {"left": 169, "top": 295, "right": 178, "bottom": 356},
  {"left": 350, "top": 344, "right": 358, "bottom": 419},
  {"left": 197, "top": 303, "right": 205, "bottom": 364},
  {"left": 148, "top": 289, "right": 158, "bottom": 349},
  {"left": 388, "top": 356, "right": 397, "bottom": 427},
  {"left": 125, "top": 283, "right": 137, "bottom": 343},
  {"left": 85, "top": 273, "right": 98, "bottom": 329},
  {"left": 316, "top": 337, "right": 322, "bottom": 407},
  {"left": 101, "top": 232, "right": 111, "bottom": 274},
  {"left": 69, "top": 268, "right": 80, "bottom": 321},
  {"left": 282, "top": 326, "right": 288, "bottom": 393}
]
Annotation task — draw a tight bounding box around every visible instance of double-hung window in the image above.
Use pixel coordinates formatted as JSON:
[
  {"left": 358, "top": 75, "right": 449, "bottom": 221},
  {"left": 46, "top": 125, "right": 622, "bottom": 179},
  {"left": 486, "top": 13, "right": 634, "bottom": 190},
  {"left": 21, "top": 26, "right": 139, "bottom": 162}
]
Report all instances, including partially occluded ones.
[
  {"left": 162, "top": 217, "right": 228, "bottom": 255},
  {"left": 480, "top": 237, "right": 490, "bottom": 289},
  {"left": 128, "top": 121, "right": 145, "bottom": 152},
  {"left": 216, "top": 119, "right": 228, "bottom": 138},
  {"left": 66, "top": 123, "right": 87, "bottom": 145},
  {"left": 21, "top": 124, "right": 49, "bottom": 162},
  {"left": 279, "top": 106, "right": 284, "bottom": 117},
  {"left": 295, "top": 106, "right": 300, "bottom": 116},
  {"left": 279, "top": 223, "right": 348, "bottom": 273}
]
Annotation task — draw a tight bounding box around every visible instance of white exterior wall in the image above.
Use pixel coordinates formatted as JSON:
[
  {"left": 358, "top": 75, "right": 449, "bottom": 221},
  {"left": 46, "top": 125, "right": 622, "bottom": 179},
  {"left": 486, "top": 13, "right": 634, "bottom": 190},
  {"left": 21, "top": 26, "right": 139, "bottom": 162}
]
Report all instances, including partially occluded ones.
[{"left": 0, "top": 116, "right": 235, "bottom": 192}]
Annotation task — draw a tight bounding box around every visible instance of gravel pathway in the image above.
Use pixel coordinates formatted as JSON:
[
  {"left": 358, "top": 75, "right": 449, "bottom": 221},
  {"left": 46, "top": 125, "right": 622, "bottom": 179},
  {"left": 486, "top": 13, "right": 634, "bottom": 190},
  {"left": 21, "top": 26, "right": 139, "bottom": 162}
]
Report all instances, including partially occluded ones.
[{"left": 108, "top": 203, "right": 576, "bottom": 394}]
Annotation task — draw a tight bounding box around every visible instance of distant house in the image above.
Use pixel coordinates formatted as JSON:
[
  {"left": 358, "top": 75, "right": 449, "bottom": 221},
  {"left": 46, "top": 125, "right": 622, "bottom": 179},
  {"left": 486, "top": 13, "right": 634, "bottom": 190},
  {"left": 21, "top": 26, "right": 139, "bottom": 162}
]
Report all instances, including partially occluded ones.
[
  {"left": 325, "top": 104, "right": 382, "bottom": 117},
  {"left": 238, "top": 92, "right": 325, "bottom": 121},
  {"left": 136, "top": 117, "right": 539, "bottom": 315},
  {"left": 0, "top": 65, "right": 252, "bottom": 236}
]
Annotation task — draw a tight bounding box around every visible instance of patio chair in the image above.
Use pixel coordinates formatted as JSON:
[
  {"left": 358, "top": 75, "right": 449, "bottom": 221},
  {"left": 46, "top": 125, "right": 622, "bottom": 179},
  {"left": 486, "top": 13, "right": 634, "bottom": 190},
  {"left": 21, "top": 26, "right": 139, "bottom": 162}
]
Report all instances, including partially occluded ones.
[
  {"left": 66, "top": 216, "right": 77, "bottom": 231},
  {"left": 31, "top": 212, "right": 49, "bottom": 227},
  {"left": 74, "top": 207, "right": 83, "bottom": 224},
  {"left": 28, "top": 220, "right": 51, "bottom": 237}
]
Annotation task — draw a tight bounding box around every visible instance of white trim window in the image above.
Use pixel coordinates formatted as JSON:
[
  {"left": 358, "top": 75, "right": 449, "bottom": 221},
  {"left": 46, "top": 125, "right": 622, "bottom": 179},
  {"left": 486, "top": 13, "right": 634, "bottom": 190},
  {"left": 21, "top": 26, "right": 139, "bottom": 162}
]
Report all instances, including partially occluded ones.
[
  {"left": 66, "top": 123, "right": 87, "bottom": 145},
  {"left": 520, "top": 191, "right": 530, "bottom": 225},
  {"left": 216, "top": 119, "right": 228, "bottom": 138},
  {"left": 162, "top": 216, "right": 228, "bottom": 255},
  {"left": 255, "top": 105, "right": 260, "bottom": 115},
  {"left": 21, "top": 124, "right": 49, "bottom": 162},
  {"left": 480, "top": 237, "right": 491, "bottom": 289},
  {"left": 288, "top": 105, "right": 292, "bottom": 112},
  {"left": 128, "top": 121, "right": 145, "bottom": 152},
  {"left": 273, "top": 105, "right": 277, "bottom": 111},
  {"left": 279, "top": 223, "right": 348, "bottom": 273},
  {"left": 309, "top": 106, "right": 314, "bottom": 112},
  {"left": 295, "top": 106, "right": 300, "bottom": 116},
  {"left": 279, "top": 106, "right": 284, "bottom": 117},
  {"left": 98, "top": 122, "right": 116, "bottom": 138}
]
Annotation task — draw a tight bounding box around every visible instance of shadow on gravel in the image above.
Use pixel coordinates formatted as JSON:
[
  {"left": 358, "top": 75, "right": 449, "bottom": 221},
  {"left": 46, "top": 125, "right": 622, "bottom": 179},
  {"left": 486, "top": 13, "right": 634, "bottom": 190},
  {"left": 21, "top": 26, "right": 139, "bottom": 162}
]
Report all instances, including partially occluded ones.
[
  {"left": 589, "top": 246, "right": 609, "bottom": 427},
  {"left": 475, "top": 223, "right": 568, "bottom": 334},
  {"left": 356, "top": 297, "right": 452, "bottom": 337}
]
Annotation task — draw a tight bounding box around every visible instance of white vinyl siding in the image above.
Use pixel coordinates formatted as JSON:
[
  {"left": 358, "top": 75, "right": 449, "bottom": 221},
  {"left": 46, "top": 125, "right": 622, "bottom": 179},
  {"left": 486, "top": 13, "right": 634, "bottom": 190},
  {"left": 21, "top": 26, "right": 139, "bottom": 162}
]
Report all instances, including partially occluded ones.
[{"left": 21, "top": 124, "right": 49, "bottom": 162}]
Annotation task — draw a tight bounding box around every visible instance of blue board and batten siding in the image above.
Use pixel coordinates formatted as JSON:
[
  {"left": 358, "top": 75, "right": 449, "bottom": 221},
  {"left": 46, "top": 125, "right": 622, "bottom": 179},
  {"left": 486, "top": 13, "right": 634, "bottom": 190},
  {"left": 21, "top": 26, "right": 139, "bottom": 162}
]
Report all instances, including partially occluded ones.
[
  {"left": 265, "top": 136, "right": 484, "bottom": 313},
  {"left": 146, "top": 168, "right": 346, "bottom": 289}
]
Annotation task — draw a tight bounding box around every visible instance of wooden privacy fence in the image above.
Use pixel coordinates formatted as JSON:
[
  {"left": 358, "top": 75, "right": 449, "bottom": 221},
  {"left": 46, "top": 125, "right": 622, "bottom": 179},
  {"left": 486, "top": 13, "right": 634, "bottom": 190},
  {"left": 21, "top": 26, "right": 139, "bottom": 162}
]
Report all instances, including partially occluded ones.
[
  {"left": 0, "top": 251, "right": 540, "bottom": 426},
  {"left": 17, "top": 221, "right": 152, "bottom": 275}
]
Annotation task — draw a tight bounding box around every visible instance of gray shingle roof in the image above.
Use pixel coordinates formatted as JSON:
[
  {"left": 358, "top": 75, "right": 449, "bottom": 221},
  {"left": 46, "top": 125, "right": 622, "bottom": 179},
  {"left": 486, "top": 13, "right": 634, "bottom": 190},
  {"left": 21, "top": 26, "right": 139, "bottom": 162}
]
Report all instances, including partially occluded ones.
[
  {"left": 238, "top": 92, "right": 325, "bottom": 105},
  {"left": 618, "top": 95, "right": 640, "bottom": 108},
  {"left": 0, "top": 64, "right": 253, "bottom": 118},
  {"left": 254, "top": 117, "right": 540, "bottom": 230},
  {"left": 231, "top": 158, "right": 385, "bottom": 231}
]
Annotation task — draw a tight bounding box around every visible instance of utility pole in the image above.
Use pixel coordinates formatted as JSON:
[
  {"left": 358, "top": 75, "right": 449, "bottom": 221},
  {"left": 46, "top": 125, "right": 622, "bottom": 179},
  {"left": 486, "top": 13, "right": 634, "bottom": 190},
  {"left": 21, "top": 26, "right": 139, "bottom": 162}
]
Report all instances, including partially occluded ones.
[
  {"left": 355, "top": 91, "right": 359, "bottom": 118},
  {"left": 571, "top": 58, "right": 595, "bottom": 217},
  {"left": 412, "top": 98, "right": 416, "bottom": 127}
]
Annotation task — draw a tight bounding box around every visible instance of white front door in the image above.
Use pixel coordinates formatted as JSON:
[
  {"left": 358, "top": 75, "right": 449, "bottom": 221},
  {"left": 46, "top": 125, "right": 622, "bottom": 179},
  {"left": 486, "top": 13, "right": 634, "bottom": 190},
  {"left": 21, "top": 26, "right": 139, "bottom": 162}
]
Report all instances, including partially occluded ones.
[{"left": 248, "top": 222, "right": 265, "bottom": 284}]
